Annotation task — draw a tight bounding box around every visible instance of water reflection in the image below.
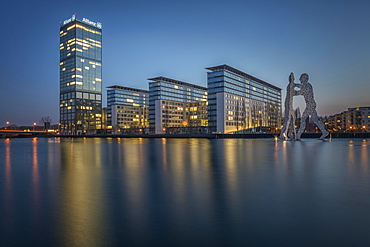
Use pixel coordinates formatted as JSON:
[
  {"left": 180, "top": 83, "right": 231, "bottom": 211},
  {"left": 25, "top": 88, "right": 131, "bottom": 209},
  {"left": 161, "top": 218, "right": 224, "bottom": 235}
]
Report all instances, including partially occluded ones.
[
  {"left": 57, "top": 139, "right": 109, "bottom": 247},
  {"left": 5, "top": 139, "right": 12, "bottom": 195},
  {"left": 1, "top": 138, "right": 370, "bottom": 246},
  {"left": 31, "top": 137, "right": 41, "bottom": 235},
  {"left": 3, "top": 139, "right": 13, "bottom": 223},
  {"left": 361, "top": 141, "right": 368, "bottom": 173}
]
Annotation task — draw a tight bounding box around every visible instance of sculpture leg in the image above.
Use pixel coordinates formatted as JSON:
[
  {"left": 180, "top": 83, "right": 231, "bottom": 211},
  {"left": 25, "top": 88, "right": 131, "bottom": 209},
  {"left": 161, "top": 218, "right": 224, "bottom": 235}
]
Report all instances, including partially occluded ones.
[
  {"left": 296, "top": 110, "right": 309, "bottom": 140},
  {"left": 280, "top": 115, "right": 290, "bottom": 139},
  {"left": 291, "top": 112, "right": 296, "bottom": 139},
  {"left": 288, "top": 113, "right": 295, "bottom": 139},
  {"left": 311, "top": 113, "right": 329, "bottom": 139}
]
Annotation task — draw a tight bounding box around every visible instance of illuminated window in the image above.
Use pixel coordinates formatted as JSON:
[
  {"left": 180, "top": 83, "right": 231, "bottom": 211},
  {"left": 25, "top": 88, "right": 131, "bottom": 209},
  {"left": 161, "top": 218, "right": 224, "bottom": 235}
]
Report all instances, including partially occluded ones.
[{"left": 67, "top": 24, "right": 76, "bottom": 31}]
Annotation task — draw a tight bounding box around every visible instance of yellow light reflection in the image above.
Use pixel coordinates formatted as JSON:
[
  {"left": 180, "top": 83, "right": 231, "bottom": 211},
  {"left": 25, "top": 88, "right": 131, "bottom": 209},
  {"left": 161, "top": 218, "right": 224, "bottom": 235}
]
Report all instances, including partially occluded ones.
[
  {"left": 162, "top": 138, "right": 167, "bottom": 168},
  {"left": 31, "top": 138, "right": 41, "bottom": 224},
  {"left": 58, "top": 139, "right": 109, "bottom": 246},
  {"left": 120, "top": 139, "right": 146, "bottom": 232},
  {"left": 5, "top": 139, "right": 12, "bottom": 194},
  {"left": 32, "top": 138, "right": 39, "bottom": 185},
  {"left": 361, "top": 141, "right": 368, "bottom": 173},
  {"left": 4, "top": 139, "right": 14, "bottom": 221}
]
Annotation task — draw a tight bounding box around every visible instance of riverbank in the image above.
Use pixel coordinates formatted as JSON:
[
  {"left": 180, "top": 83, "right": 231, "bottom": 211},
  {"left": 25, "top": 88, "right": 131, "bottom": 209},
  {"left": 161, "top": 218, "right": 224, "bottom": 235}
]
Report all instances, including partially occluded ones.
[{"left": 2, "top": 132, "right": 370, "bottom": 139}]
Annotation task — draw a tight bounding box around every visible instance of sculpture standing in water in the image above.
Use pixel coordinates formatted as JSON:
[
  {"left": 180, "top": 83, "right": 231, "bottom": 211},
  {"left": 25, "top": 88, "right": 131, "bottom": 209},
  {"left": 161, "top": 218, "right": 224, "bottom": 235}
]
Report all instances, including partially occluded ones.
[
  {"left": 280, "top": 72, "right": 297, "bottom": 140},
  {"left": 281, "top": 73, "right": 329, "bottom": 140},
  {"left": 294, "top": 73, "right": 329, "bottom": 140}
]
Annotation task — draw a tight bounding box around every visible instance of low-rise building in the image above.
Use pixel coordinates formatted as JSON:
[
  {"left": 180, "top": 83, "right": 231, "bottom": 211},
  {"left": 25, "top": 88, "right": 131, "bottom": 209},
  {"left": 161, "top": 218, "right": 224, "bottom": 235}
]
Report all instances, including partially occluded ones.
[
  {"left": 107, "top": 85, "right": 149, "bottom": 132},
  {"left": 206, "top": 65, "right": 282, "bottom": 133},
  {"left": 148, "top": 77, "right": 208, "bottom": 134},
  {"left": 327, "top": 107, "right": 370, "bottom": 132}
]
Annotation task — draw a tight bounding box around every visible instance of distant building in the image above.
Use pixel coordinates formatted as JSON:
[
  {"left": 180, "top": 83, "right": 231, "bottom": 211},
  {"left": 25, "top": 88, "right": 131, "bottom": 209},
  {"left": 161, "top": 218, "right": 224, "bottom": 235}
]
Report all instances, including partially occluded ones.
[
  {"left": 148, "top": 77, "right": 208, "bottom": 134},
  {"left": 206, "top": 65, "right": 281, "bottom": 133},
  {"left": 327, "top": 107, "right": 370, "bottom": 132},
  {"left": 59, "top": 15, "right": 102, "bottom": 134},
  {"left": 107, "top": 85, "right": 149, "bottom": 132}
]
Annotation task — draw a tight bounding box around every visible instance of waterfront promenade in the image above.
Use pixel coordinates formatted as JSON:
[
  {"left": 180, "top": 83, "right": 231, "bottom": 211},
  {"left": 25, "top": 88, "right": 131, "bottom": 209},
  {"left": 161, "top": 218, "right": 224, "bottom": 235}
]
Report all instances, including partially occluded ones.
[{"left": 1, "top": 129, "right": 370, "bottom": 139}]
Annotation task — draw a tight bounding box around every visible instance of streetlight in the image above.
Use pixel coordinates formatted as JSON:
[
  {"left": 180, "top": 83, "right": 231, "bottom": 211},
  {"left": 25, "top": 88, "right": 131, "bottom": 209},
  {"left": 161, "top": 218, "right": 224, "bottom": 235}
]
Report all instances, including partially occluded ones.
[
  {"left": 33, "top": 122, "right": 37, "bottom": 131},
  {"left": 5, "top": 121, "right": 9, "bottom": 129}
]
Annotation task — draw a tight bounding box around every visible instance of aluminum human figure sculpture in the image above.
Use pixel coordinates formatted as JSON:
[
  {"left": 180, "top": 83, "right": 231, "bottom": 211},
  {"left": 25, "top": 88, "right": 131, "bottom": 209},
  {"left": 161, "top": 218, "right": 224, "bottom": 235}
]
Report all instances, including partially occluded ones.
[
  {"left": 295, "top": 73, "right": 329, "bottom": 140},
  {"left": 280, "top": 72, "right": 297, "bottom": 140}
]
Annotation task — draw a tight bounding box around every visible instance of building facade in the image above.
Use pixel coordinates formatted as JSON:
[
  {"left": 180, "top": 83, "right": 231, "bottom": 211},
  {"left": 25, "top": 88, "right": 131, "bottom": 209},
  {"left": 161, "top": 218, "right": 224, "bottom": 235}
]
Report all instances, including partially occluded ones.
[
  {"left": 148, "top": 77, "right": 208, "bottom": 134},
  {"left": 107, "top": 85, "right": 149, "bottom": 132},
  {"left": 327, "top": 107, "right": 370, "bottom": 132},
  {"left": 59, "top": 15, "right": 102, "bottom": 134},
  {"left": 206, "top": 65, "right": 281, "bottom": 133}
]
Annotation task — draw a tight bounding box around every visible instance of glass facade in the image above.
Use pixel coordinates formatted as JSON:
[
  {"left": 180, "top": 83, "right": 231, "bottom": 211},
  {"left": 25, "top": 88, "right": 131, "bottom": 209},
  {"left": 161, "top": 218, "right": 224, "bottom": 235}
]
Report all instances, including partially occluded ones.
[
  {"left": 148, "top": 77, "right": 208, "bottom": 133},
  {"left": 206, "top": 65, "right": 281, "bottom": 133},
  {"left": 59, "top": 15, "right": 102, "bottom": 134},
  {"left": 107, "top": 86, "right": 149, "bottom": 129}
]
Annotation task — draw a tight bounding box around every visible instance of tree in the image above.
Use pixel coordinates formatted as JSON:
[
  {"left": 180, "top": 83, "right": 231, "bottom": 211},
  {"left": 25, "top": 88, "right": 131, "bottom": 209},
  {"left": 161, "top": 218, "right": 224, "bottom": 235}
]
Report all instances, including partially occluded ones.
[{"left": 40, "top": 116, "right": 52, "bottom": 130}]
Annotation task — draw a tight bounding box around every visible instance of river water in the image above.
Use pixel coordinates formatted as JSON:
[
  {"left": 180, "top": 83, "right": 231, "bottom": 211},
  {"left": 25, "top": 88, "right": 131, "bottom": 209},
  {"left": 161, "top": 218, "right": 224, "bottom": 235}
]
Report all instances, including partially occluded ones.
[{"left": 1, "top": 137, "right": 370, "bottom": 246}]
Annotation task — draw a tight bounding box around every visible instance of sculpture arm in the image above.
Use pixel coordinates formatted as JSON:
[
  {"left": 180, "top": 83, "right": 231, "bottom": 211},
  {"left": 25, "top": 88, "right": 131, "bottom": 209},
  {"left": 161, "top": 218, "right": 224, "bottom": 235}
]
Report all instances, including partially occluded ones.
[{"left": 294, "top": 83, "right": 302, "bottom": 95}]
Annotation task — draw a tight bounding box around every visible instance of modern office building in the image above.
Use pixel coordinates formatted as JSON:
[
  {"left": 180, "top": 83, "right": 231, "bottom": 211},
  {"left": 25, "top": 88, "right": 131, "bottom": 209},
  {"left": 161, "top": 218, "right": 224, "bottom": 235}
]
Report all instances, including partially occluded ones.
[
  {"left": 206, "top": 65, "right": 281, "bottom": 133},
  {"left": 107, "top": 85, "right": 149, "bottom": 131},
  {"left": 59, "top": 15, "right": 102, "bottom": 134},
  {"left": 148, "top": 77, "right": 208, "bottom": 134}
]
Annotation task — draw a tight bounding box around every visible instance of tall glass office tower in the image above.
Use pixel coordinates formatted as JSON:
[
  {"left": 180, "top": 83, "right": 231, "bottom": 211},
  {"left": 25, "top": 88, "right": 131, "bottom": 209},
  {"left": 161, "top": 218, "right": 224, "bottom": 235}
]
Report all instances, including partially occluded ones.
[{"left": 59, "top": 15, "right": 102, "bottom": 134}]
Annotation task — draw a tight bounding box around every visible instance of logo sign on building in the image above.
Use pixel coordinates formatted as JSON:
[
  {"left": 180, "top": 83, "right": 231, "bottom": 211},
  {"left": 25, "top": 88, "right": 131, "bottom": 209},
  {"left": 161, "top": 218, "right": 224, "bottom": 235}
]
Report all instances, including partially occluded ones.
[
  {"left": 63, "top": 15, "right": 76, "bottom": 25},
  {"left": 82, "top": 18, "right": 102, "bottom": 29},
  {"left": 62, "top": 15, "right": 102, "bottom": 29}
]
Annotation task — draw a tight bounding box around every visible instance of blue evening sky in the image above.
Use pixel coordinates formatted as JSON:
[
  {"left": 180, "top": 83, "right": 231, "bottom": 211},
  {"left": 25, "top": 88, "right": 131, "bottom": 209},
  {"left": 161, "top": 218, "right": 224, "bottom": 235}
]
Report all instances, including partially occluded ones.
[{"left": 1, "top": 0, "right": 369, "bottom": 126}]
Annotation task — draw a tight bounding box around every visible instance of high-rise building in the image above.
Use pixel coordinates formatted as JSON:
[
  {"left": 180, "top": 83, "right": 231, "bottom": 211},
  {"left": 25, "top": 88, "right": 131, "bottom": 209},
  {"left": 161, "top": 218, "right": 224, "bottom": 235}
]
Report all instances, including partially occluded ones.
[
  {"left": 206, "top": 65, "right": 281, "bottom": 133},
  {"left": 59, "top": 15, "right": 102, "bottom": 134},
  {"left": 148, "top": 77, "right": 208, "bottom": 134},
  {"left": 107, "top": 85, "right": 149, "bottom": 131}
]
